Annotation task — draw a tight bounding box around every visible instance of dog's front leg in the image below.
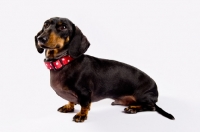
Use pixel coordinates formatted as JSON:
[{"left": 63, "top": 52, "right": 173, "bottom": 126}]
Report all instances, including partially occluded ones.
[
  {"left": 73, "top": 89, "right": 91, "bottom": 122},
  {"left": 73, "top": 104, "right": 91, "bottom": 122},
  {"left": 57, "top": 102, "right": 75, "bottom": 113}
]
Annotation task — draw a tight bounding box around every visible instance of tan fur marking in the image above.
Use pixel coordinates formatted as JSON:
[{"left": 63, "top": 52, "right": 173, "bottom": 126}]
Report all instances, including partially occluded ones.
[
  {"left": 112, "top": 96, "right": 136, "bottom": 106},
  {"left": 129, "top": 105, "right": 141, "bottom": 109},
  {"left": 58, "top": 22, "right": 62, "bottom": 25},
  {"left": 58, "top": 102, "right": 75, "bottom": 113},
  {"left": 46, "top": 32, "right": 65, "bottom": 49},
  {"left": 65, "top": 36, "right": 70, "bottom": 43},
  {"left": 78, "top": 104, "right": 90, "bottom": 115},
  {"left": 65, "top": 102, "right": 75, "bottom": 110},
  {"left": 73, "top": 103, "right": 91, "bottom": 122},
  {"left": 124, "top": 105, "right": 142, "bottom": 114},
  {"left": 45, "top": 49, "right": 58, "bottom": 59}
]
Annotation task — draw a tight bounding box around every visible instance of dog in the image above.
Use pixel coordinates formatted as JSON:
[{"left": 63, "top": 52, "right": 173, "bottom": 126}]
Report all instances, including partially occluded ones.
[{"left": 35, "top": 17, "right": 175, "bottom": 122}]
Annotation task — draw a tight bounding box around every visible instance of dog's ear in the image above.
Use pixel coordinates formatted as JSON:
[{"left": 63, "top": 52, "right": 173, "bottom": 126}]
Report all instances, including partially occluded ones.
[
  {"left": 35, "top": 30, "right": 44, "bottom": 54},
  {"left": 68, "top": 26, "right": 90, "bottom": 58}
]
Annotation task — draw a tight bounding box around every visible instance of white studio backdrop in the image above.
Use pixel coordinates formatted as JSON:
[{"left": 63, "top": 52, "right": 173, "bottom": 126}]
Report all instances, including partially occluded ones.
[{"left": 0, "top": 0, "right": 200, "bottom": 132}]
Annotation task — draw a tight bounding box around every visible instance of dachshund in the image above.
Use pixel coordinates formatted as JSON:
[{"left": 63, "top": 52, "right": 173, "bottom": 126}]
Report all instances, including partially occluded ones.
[{"left": 35, "top": 17, "right": 175, "bottom": 122}]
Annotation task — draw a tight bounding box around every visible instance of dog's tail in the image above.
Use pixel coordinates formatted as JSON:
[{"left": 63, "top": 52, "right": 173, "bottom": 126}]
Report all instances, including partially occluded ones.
[{"left": 154, "top": 104, "right": 175, "bottom": 120}]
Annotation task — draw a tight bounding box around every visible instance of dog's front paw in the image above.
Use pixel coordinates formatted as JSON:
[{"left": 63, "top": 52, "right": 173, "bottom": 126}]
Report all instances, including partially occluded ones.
[
  {"left": 58, "top": 102, "right": 75, "bottom": 113},
  {"left": 73, "top": 104, "right": 90, "bottom": 122},
  {"left": 73, "top": 113, "right": 87, "bottom": 122},
  {"left": 58, "top": 105, "right": 74, "bottom": 113}
]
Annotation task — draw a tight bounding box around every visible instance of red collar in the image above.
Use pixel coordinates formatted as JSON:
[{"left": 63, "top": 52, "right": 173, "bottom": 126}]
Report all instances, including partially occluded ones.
[{"left": 44, "top": 55, "right": 73, "bottom": 70}]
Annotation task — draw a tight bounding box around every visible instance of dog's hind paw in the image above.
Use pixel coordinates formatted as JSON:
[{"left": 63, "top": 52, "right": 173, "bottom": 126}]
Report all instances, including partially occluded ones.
[
  {"left": 124, "top": 105, "right": 143, "bottom": 114},
  {"left": 124, "top": 107, "right": 137, "bottom": 114}
]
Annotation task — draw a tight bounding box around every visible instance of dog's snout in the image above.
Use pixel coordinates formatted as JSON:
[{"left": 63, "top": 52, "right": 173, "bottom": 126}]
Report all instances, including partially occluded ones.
[{"left": 37, "top": 36, "right": 47, "bottom": 44}]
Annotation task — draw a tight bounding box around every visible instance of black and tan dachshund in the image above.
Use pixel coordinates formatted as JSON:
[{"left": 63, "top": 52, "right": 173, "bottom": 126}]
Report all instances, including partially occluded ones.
[{"left": 35, "top": 17, "right": 175, "bottom": 122}]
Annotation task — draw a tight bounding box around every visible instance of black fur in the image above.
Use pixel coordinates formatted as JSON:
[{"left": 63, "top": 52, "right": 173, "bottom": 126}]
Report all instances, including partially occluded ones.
[{"left": 35, "top": 17, "right": 175, "bottom": 122}]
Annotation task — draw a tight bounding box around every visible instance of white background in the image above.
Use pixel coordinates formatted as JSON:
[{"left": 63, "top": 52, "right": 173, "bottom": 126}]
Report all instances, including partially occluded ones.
[{"left": 0, "top": 0, "right": 200, "bottom": 131}]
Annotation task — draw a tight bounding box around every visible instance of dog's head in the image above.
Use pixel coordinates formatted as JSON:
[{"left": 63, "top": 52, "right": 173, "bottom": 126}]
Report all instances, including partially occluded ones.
[{"left": 35, "top": 17, "right": 90, "bottom": 59}]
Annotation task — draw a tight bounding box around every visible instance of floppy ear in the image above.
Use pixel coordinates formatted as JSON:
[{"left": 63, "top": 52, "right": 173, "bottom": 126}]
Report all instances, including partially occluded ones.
[
  {"left": 35, "top": 30, "right": 44, "bottom": 54},
  {"left": 68, "top": 26, "right": 90, "bottom": 58}
]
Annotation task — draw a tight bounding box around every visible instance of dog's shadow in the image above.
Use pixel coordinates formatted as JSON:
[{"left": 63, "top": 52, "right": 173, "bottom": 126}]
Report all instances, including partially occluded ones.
[
  {"left": 87, "top": 97, "right": 191, "bottom": 124},
  {"left": 57, "top": 97, "right": 193, "bottom": 125}
]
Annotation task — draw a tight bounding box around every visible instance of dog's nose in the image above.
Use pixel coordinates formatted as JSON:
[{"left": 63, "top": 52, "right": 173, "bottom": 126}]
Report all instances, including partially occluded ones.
[{"left": 37, "top": 36, "right": 47, "bottom": 44}]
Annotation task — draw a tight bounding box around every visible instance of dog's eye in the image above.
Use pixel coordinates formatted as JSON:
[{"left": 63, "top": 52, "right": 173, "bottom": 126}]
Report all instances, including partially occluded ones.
[
  {"left": 44, "top": 22, "right": 50, "bottom": 29},
  {"left": 58, "top": 25, "right": 67, "bottom": 30}
]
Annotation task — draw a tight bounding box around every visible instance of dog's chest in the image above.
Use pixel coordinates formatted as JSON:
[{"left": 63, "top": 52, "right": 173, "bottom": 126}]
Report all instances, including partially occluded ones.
[{"left": 50, "top": 71, "right": 78, "bottom": 103}]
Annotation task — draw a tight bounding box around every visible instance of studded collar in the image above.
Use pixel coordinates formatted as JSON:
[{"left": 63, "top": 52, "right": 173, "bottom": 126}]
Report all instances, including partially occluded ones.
[{"left": 44, "top": 55, "right": 73, "bottom": 70}]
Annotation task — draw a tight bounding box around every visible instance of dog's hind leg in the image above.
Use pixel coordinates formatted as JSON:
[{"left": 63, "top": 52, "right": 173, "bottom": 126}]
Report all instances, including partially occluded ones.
[
  {"left": 111, "top": 99, "right": 125, "bottom": 105},
  {"left": 124, "top": 105, "right": 142, "bottom": 114},
  {"left": 111, "top": 95, "right": 136, "bottom": 106}
]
